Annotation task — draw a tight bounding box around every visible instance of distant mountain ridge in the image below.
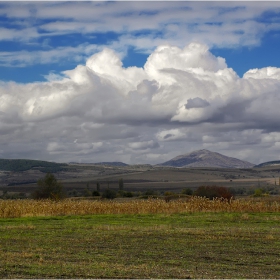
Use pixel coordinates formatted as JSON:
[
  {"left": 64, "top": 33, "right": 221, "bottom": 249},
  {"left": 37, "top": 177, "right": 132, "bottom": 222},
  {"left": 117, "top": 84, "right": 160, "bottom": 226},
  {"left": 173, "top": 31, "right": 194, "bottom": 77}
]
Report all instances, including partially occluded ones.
[
  {"left": 93, "top": 162, "right": 128, "bottom": 167},
  {"left": 254, "top": 160, "right": 280, "bottom": 168},
  {"left": 158, "top": 149, "right": 255, "bottom": 168},
  {"left": 0, "top": 158, "right": 67, "bottom": 172}
]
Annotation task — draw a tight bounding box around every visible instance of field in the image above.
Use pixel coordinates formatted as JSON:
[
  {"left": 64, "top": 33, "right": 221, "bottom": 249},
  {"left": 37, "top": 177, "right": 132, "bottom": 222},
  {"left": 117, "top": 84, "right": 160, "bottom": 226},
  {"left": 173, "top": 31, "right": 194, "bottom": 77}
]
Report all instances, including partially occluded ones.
[
  {"left": 1, "top": 210, "right": 280, "bottom": 278},
  {"left": 2, "top": 164, "right": 280, "bottom": 198},
  {"left": 1, "top": 198, "right": 280, "bottom": 278},
  {"left": 1, "top": 165, "right": 280, "bottom": 278},
  {"left": 1, "top": 197, "right": 280, "bottom": 218}
]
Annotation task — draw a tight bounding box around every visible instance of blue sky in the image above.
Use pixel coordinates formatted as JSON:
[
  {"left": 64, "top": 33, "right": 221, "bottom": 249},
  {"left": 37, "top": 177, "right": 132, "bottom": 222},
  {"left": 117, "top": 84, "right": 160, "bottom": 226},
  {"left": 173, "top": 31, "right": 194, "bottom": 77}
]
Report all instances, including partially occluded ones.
[
  {"left": 2, "top": 1, "right": 280, "bottom": 82},
  {"left": 1, "top": 1, "right": 280, "bottom": 164}
]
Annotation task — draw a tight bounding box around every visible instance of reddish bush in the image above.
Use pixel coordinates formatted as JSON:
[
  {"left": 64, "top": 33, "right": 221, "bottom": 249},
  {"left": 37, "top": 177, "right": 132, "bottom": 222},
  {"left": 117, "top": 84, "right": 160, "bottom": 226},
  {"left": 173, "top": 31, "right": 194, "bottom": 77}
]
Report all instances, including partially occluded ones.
[{"left": 194, "top": 185, "right": 233, "bottom": 201}]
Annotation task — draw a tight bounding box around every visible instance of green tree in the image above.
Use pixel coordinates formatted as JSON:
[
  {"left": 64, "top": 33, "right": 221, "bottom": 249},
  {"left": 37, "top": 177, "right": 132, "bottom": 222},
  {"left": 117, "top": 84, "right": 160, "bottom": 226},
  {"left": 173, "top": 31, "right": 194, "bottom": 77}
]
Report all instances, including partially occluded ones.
[
  {"left": 182, "top": 188, "right": 193, "bottom": 195},
  {"left": 92, "top": 190, "right": 100, "bottom": 196},
  {"left": 254, "top": 188, "right": 263, "bottom": 197},
  {"left": 118, "top": 178, "right": 124, "bottom": 191},
  {"left": 101, "top": 189, "right": 117, "bottom": 199},
  {"left": 83, "top": 187, "right": 92, "bottom": 197},
  {"left": 32, "top": 173, "right": 66, "bottom": 200},
  {"left": 96, "top": 181, "right": 100, "bottom": 192}
]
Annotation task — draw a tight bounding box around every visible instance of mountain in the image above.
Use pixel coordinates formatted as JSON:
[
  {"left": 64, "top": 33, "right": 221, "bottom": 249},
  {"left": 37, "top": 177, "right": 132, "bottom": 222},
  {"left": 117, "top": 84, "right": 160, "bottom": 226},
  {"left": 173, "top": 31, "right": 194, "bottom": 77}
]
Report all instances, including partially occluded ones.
[
  {"left": 0, "top": 158, "right": 67, "bottom": 172},
  {"left": 158, "top": 149, "right": 255, "bottom": 168},
  {"left": 254, "top": 160, "right": 280, "bottom": 168},
  {"left": 93, "top": 162, "right": 128, "bottom": 167}
]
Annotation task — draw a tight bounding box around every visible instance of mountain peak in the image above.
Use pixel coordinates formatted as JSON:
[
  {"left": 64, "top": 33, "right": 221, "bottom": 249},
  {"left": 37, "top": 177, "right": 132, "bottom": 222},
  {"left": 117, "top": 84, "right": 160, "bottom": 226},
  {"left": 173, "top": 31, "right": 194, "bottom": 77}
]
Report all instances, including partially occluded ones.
[{"left": 159, "top": 149, "right": 254, "bottom": 168}]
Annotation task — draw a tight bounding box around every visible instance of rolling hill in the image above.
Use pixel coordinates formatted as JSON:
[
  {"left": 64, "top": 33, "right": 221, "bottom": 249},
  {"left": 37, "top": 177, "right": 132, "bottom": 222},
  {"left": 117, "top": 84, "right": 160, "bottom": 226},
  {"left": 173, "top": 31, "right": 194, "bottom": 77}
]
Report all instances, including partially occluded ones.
[
  {"left": 93, "top": 162, "right": 128, "bottom": 167},
  {"left": 254, "top": 160, "right": 280, "bottom": 168},
  {"left": 158, "top": 149, "right": 254, "bottom": 168},
  {"left": 0, "top": 159, "right": 68, "bottom": 172}
]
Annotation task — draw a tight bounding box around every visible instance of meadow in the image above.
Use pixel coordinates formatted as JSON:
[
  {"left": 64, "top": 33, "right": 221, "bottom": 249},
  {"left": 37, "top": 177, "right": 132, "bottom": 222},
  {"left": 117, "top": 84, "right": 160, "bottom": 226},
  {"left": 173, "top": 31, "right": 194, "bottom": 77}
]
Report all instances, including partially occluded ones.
[{"left": 1, "top": 197, "right": 280, "bottom": 278}]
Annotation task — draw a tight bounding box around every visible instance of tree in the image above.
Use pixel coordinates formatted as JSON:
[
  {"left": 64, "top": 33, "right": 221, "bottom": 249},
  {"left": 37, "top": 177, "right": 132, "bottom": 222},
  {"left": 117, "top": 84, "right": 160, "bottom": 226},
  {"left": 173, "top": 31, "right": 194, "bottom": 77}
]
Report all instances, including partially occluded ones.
[
  {"left": 254, "top": 188, "right": 264, "bottom": 197},
  {"left": 101, "top": 189, "right": 117, "bottom": 199},
  {"left": 92, "top": 190, "right": 100, "bottom": 196},
  {"left": 118, "top": 178, "right": 124, "bottom": 191},
  {"left": 182, "top": 188, "right": 193, "bottom": 195},
  {"left": 96, "top": 181, "right": 100, "bottom": 192},
  {"left": 32, "top": 173, "right": 66, "bottom": 200},
  {"left": 194, "top": 185, "right": 233, "bottom": 201}
]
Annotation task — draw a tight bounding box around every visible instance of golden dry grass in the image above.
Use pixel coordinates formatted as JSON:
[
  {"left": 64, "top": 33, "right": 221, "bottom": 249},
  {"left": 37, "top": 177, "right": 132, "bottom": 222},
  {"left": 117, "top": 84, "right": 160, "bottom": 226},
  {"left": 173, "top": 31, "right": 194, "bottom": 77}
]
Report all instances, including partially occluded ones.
[{"left": 0, "top": 196, "right": 280, "bottom": 218}]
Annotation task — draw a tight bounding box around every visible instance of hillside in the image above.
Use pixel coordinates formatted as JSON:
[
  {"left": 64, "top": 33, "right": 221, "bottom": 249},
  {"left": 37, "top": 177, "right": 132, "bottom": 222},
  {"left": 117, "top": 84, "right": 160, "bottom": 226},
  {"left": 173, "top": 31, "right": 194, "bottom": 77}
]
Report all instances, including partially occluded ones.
[
  {"left": 93, "top": 162, "right": 128, "bottom": 167},
  {"left": 158, "top": 149, "right": 254, "bottom": 168},
  {"left": 254, "top": 160, "right": 280, "bottom": 168},
  {"left": 0, "top": 159, "right": 68, "bottom": 172}
]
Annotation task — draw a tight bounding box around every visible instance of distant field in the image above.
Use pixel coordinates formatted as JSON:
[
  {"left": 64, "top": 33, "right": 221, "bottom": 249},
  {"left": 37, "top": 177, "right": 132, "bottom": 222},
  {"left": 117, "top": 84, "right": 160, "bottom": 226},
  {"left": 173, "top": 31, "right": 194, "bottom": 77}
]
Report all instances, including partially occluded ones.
[
  {"left": 2, "top": 165, "right": 280, "bottom": 196},
  {"left": 1, "top": 212, "right": 280, "bottom": 278}
]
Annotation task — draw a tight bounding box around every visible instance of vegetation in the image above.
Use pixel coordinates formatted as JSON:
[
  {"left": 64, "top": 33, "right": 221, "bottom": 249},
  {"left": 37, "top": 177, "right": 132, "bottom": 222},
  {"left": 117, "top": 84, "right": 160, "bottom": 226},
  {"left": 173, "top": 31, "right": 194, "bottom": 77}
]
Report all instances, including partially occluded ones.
[
  {"left": 0, "top": 191, "right": 26, "bottom": 200},
  {"left": 121, "top": 191, "right": 134, "bottom": 197},
  {"left": 0, "top": 158, "right": 67, "bottom": 172},
  {"left": 2, "top": 163, "right": 280, "bottom": 278},
  {"left": 118, "top": 178, "right": 124, "bottom": 191},
  {"left": 181, "top": 188, "right": 193, "bottom": 195},
  {"left": 101, "top": 189, "right": 117, "bottom": 199},
  {"left": 1, "top": 212, "right": 280, "bottom": 278},
  {"left": 194, "top": 185, "right": 233, "bottom": 201},
  {"left": 254, "top": 188, "right": 265, "bottom": 197},
  {"left": 92, "top": 190, "right": 100, "bottom": 196},
  {"left": 96, "top": 181, "right": 100, "bottom": 192},
  {"left": 1, "top": 197, "right": 280, "bottom": 218},
  {"left": 31, "top": 173, "right": 66, "bottom": 200},
  {"left": 228, "top": 185, "right": 280, "bottom": 196}
]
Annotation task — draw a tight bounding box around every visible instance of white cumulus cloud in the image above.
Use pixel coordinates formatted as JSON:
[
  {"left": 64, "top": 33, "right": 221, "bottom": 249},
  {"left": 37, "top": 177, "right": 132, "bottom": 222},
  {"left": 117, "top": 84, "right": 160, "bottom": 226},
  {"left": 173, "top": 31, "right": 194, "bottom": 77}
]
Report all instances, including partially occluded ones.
[{"left": 1, "top": 42, "right": 280, "bottom": 164}]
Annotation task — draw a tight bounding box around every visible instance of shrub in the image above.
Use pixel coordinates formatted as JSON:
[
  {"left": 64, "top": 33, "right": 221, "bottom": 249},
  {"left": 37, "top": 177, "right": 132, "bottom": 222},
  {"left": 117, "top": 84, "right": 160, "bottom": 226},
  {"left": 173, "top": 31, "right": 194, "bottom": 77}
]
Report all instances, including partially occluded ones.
[
  {"left": 164, "top": 191, "right": 174, "bottom": 196},
  {"left": 117, "top": 190, "right": 134, "bottom": 198},
  {"left": 253, "top": 188, "right": 264, "bottom": 197},
  {"left": 123, "top": 191, "right": 133, "bottom": 197},
  {"left": 83, "top": 188, "right": 92, "bottom": 197},
  {"left": 182, "top": 188, "right": 193, "bottom": 195},
  {"left": 229, "top": 187, "right": 246, "bottom": 196},
  {"left": 92, "top": 190, "right": 100, "bottom": 196},
  {"left": 144, "top": 189, "right": 157, "bottom": 196},
  {"left": 141, "top": 189, "right": 158, "bottom": 199},
  {"left": 0, "top": 191, "right": 27, "bottom": 200},
  {"left": 101, "top": 189, "right": 117, "bottom": 199},
  {"left": 68, "top": 189, "right": 80, "bottom": 197},
  {"left": 194, "top": 185, "right": 233, "bottom": 201},
  {"left": 32, "top": 173, "right": 66, "bottom": 200}
]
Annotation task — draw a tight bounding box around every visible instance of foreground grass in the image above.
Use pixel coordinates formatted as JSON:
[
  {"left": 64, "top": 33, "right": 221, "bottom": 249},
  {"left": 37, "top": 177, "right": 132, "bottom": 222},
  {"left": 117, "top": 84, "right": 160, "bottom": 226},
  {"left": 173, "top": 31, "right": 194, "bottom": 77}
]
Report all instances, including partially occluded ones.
[{"left": 1, "top": 212, "right": 280, "bottom": 278}]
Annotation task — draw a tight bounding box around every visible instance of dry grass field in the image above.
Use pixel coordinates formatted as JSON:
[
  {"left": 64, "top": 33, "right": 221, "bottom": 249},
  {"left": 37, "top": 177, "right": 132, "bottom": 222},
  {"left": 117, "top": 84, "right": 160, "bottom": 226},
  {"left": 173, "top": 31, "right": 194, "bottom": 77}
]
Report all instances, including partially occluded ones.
[{"left": 1, "top": 196, "right": 280, "bottom": 218}]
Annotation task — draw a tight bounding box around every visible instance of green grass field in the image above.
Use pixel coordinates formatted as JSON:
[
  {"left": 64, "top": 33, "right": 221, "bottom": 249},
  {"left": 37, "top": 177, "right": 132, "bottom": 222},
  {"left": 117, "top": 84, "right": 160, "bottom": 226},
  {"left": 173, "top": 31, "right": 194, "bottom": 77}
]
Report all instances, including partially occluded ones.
[{"left": 1, "top": 212, "right": 280, "bottom": 278}]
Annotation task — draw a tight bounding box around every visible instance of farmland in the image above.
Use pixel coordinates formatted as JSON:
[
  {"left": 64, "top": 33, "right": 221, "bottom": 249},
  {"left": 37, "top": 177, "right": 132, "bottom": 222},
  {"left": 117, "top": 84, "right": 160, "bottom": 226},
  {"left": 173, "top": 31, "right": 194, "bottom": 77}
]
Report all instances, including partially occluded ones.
[
  {"left": 1, "top": 163, "right": 280, "bottom": 278},
  {"left": 1, "top": 163, "right": 280, "bottom": 198},
  {"left": 1, "top": 196, "right": 280, "bottom": 218},
  {"left": 1, "top": 210, "right": 280, "bottom": 278}
]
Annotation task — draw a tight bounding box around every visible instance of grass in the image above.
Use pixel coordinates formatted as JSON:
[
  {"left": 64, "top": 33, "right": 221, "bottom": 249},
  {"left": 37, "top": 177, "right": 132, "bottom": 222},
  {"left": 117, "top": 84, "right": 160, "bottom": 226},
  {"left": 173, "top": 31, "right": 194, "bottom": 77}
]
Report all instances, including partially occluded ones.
[
  {"left": 1, "top": 212, "right": 280, "bottom": 278},
  {"left": 1, "top": 196, "right": 280, "bottom": 218}
]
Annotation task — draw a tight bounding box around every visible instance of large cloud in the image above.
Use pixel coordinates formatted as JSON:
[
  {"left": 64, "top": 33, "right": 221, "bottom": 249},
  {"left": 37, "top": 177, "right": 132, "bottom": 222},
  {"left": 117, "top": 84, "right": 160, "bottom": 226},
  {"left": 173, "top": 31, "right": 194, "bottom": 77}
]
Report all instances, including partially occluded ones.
[{"left": 1, "top": 42, "right": 280, "bottom": 164}]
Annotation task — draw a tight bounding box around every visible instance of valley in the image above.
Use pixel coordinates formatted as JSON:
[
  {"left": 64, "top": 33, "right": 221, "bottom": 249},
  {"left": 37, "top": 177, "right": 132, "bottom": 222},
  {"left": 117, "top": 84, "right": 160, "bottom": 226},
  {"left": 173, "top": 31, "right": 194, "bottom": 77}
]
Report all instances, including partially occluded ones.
[
  {"left": 1, "top": 163, "right": 280, "bottom": 198},
  {"left": 1, "top": 149, "right": 280, "bottom": 198}
]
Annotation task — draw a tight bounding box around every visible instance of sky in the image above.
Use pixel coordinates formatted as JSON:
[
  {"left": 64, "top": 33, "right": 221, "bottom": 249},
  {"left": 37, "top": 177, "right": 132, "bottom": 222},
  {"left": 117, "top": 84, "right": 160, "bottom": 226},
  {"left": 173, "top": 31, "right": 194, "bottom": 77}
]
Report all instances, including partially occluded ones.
[{"left": 1, "top": 1, "right": 280, "bottom": 165}]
